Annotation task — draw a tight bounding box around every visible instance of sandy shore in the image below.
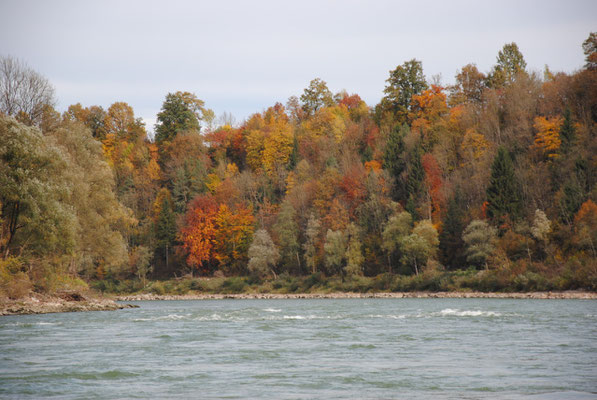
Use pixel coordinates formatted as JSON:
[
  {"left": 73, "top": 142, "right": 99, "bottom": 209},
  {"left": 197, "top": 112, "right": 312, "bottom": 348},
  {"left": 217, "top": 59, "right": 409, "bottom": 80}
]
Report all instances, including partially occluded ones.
[
  {"left": 116, "top": 290, "right": 597, "bottom": 301},
  {"left": 0, "top": 292, "right": 138, "bottom": 316}
]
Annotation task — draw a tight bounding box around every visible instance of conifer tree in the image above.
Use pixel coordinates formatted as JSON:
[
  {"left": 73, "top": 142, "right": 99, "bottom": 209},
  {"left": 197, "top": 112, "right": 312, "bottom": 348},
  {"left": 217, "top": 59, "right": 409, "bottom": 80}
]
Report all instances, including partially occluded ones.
[
  {"left": 559, "top": 108, "right": 576, "bottom": 153},
  {"left": 439, "top": 190, "right": 466, "bottom": 269},
  {"left": 383, "top": 124, "right": 408, "bottom": 201},
  {"left": 486, "top": 147, "right": 522, "bottom": 222},
  {"left": 155, "top": 189, "right": 177, "bottom": 271}
]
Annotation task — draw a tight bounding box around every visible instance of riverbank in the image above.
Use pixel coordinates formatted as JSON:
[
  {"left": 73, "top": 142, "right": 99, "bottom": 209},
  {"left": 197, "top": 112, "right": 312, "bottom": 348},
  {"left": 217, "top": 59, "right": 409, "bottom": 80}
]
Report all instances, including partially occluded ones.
[
  {"left": 0, "top": 292, "right": 138, "bottom": 316},
  {"left": 116, "top": 290, "right": 597, "bottom": 301}
]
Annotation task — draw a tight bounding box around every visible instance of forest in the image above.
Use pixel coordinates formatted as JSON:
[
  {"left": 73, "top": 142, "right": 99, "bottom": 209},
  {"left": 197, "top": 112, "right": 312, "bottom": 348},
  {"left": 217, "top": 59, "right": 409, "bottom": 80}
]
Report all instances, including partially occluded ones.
[{"left": 1, "top": 34, "right": 596, "bottom": 297}]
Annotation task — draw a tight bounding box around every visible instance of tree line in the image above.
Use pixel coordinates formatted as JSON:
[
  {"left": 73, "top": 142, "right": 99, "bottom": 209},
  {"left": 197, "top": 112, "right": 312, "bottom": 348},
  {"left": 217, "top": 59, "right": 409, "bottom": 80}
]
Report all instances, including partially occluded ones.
[{"left": 1, "top": 34, "right": 596, "bottom": 296}]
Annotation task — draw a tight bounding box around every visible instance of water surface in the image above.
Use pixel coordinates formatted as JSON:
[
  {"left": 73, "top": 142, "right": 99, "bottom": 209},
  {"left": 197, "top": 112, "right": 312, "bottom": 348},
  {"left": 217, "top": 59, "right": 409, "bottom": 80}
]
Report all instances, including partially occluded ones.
[{"left": 1, "top": 298, "right": 596, "bottom": 399}]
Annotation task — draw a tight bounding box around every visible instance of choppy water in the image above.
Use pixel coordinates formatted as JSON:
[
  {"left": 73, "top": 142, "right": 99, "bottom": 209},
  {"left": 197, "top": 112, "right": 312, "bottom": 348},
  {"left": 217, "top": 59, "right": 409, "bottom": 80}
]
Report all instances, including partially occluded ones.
[{"left": 1, "top": 298, "right": 596, "bottom": 399}]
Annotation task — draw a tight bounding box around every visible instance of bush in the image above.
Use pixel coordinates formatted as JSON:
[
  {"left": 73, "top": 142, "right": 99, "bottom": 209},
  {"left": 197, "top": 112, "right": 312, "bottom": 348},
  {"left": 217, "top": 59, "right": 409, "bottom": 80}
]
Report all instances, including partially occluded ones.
[
  {"left": 149, "top": 281, "right": 166, "bottom": 295},
  {"left": 221, "top": 277, "right": 247, "bottom": 293},
  {"left": 0, "top": 257, "right": 32, "bottom": 299}
]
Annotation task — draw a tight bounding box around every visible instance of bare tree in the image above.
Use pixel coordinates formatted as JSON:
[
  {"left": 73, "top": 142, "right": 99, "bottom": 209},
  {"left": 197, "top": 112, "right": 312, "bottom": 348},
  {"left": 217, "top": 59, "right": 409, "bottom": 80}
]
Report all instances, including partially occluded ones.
[{"left": 0, "top": 56, "right": 56, "bottom": 126}]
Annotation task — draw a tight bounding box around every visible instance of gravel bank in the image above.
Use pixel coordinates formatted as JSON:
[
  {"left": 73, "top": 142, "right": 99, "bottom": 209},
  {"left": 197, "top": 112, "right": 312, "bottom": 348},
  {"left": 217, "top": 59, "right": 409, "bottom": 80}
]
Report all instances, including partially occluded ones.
[{"left": 115, "top": 291, "right": 597, "bottom": 301}]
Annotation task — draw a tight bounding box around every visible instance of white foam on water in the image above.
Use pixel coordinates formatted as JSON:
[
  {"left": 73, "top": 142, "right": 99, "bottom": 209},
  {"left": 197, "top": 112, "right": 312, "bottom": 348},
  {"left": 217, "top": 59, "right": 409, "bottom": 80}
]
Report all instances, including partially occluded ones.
[
  {"left": 283, "top": 315, "right": 307, "bottom": 320},
  {"left": 369, "top": 314, "right": 406, "bottom": 320},
  {"left": 263, "top": 308, "right": 281, "bottom": 313},
  {"left": 134, "top": 313, "right": 191, "bottom": 322},
  {"left": 437, "top": 308, "right": 501, "bottom": 317}
]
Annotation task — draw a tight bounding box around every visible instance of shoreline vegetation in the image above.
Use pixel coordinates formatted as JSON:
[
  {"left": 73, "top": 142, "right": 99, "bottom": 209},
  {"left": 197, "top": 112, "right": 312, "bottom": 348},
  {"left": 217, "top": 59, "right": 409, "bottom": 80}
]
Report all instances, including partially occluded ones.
[{"left": 2, "top": 38, "right": 597, "bottom": 316}]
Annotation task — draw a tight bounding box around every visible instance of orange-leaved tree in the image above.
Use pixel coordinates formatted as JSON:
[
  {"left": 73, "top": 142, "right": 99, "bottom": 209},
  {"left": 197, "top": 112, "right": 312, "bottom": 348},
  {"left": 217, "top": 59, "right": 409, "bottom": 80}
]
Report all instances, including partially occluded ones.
[
  {"left": 180, "top": 194, "right": 219, "bottom": 274},
  {"left": 533, "top": 115, "right": 563, "bottom": 159}
]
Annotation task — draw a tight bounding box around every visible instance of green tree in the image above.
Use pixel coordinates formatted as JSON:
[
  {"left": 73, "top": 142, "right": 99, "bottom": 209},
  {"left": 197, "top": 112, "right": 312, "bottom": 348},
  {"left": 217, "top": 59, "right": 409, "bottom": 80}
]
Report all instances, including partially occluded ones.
[
  {"left": 439, "top": 191, "right": 466, "bottom": 269},
  {"left": 488, "top": 42, "right": 527, "bottom": 87},
  {"left": 300, "top": 78, "right": 334, "bottom": 116},
  {"left": 324, "top": 229, "right": 347, "bottom": 276},
  {"left": 382, "top": 210, "right": 412, "bottom": 273},
  {"left": 406, "top": 145, "right": 425, "bottom": 218},
  {"left": 273, "top": 201, "right": 301, "bottom": 274},
  {"left": 559, "top": 108, "right": 576, "bottom": 153},
  {"left": 383, "top": 124, "right": 408, "bottom": 201},
  {"left": 154, "top": 189, "right": 176, "bottom": 272},
  {"left": 303, "top": 214, "right": 321, "bottom": 274},
  {"left": 380, "top": 59, "right": 428, "bottom": 122},
  {"left": 155, "top": 91, "right": 211, "bottom": 146},
  {"left": 486, "top": 147, "right": 522, "bottom": 222},
  {"left": 400, "top": 220, "right": 438, "bottom": 276},
  {"left": 0, "top": 116, "right": 75, "bottom": 258},
  {"left": 462, "top": 220, "right": 497, "bottom": 269},
  {"left": 344, "top": 223, "right": 364, "bottom": 276},
  {"left": 131, "top": 245, "right": 153, "bottom": 286},
  {"left": 248, "top": 229, "right": 280, "bottom": 279},
  {"left": 49, "top": 121, "right": 131, "bottom": 277}
]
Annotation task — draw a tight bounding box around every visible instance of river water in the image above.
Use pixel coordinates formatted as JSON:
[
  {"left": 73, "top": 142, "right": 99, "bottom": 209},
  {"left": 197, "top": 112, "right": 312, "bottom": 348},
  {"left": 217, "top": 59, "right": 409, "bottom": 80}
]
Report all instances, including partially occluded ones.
[{"left": 1, "top": 298, "right": 596, "bottom": 399}]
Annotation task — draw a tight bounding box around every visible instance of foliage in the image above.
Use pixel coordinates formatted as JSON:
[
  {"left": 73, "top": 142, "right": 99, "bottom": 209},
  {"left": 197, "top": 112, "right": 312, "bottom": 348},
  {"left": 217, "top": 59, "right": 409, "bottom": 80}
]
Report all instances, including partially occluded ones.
[
  {"left": 4, "top": 38, "right": 597, "bottom": 295},
  {"left": 533, "top": 116, "right": 562, "bottom": 159},
  {"left": 462, "top": 220, "right": 497, "bottom": 268},
  {"left": 380, "top": 59, "right": 428, "bottom": 123},
  {"left": 248, "top": 229, "right": 280, "bottom": 278},
  {"left": 300, "top": 78, "right": 334, "bottom": 116},
  {"left": 486, "top": 147, "right": 522, "bottom": 222}
]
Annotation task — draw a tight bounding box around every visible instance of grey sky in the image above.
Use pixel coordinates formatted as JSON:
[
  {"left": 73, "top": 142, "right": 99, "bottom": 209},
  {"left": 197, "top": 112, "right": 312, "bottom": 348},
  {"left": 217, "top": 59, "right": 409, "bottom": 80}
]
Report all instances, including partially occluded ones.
[{"left": 1, "top": 0, "right": 594, "bottom": 133}]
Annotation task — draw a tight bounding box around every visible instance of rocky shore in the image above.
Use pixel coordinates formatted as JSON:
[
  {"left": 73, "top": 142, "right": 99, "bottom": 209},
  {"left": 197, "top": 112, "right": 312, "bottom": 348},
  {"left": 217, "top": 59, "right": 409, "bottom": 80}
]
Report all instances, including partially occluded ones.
[
  {"left": 0, "top": 292, "right": 138, "bottom": 316},
  {"left": 116, "top": 290, "right": 597, "bottom": 301}
]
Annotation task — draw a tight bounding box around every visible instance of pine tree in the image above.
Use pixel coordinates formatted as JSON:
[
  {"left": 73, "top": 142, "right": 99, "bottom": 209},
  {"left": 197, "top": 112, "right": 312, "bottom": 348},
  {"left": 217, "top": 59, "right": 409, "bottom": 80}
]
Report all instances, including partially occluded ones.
[
  {"left": 439, "top": 190, "right": 466, "bottom": 269},
  {"left": 383, "top": 124, "right": 408, "bottom": 201},
  {"left": 155, "top": 189, "right": 177, "bottom": 271},
  {"left": 559, "top": 107, "right": 576, "bottom": 153},
  {"left": 405, "top": 145, "right": 425, "bottom": 219},
  {"left": 486, "top": 147, "right": 522, "bottom": 222}
]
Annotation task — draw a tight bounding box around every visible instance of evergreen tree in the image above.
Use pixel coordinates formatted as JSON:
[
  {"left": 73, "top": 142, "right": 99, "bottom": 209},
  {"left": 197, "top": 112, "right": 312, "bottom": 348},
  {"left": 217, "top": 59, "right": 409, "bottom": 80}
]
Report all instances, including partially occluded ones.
[
  {"left": 486, "top": 147, "right": 522, "bottom": 222},
  {"left": 559, "top": 108, "right": 576, "bottom": 153},
  {"left": 383, "top": 124, "right": 408, "bottom": 201},
  {"left": 155, "top": 189, "right": 177, "bottom": 272},
  {"left": 439, "top": 190, "right": 466, "bottom": 269},
  {"left": 155, "top": 92, "right": 202, "bottom": 145},
  {"left": 405, "top": 145, "right": 425, "bottom": 219}
]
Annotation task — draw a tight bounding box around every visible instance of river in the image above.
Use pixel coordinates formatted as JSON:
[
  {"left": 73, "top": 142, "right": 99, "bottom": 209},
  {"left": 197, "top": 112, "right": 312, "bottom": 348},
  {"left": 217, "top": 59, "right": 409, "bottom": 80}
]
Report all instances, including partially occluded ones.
[{"left": 1, "top": 298, "right": 596, "bottom": 399}]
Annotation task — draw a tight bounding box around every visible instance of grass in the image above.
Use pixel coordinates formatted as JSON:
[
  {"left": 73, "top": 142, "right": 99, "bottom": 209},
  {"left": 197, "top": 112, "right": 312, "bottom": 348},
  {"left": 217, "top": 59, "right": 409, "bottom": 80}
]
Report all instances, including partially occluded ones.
[{"left": 89, "top": 266, "right": 593, "bottom": 296}]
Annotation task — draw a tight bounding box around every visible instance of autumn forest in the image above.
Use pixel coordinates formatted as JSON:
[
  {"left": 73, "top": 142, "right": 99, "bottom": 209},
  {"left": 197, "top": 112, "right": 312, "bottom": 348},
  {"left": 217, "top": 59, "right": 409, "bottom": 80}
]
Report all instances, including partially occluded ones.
[{"left": 1, "top": 35, "right": 596, "bottom": 297}]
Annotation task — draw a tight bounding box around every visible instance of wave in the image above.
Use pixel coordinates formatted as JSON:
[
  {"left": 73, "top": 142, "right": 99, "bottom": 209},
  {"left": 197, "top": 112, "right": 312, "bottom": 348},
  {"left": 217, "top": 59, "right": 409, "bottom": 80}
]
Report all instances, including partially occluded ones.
[
  {"left": 436, "top": 308, "right": 501, "bottom": 317},
  {"left": 263, "top": 308, "right": 281, "bottom": 312}
]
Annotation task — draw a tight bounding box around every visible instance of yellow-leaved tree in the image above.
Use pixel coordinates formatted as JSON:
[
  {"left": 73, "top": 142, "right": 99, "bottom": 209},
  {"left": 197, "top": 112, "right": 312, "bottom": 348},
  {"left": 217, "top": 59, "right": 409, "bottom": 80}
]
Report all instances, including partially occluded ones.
[{"left": 533, "top": 116, "right": 563, "bottom": 159}]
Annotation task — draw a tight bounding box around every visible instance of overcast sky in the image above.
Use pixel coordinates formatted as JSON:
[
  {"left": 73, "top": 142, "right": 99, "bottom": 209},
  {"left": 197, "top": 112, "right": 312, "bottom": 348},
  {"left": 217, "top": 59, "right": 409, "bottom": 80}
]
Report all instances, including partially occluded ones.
[{"left": 1, "top": 0, "right": 595, "bottom": 133}]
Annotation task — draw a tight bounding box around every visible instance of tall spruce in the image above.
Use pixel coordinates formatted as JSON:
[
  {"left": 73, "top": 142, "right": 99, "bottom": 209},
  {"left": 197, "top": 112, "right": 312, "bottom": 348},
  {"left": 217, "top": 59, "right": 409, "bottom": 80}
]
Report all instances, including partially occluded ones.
[
  {"left": 486, "top": 147, "right": 522, "bottom": 222},
  {"left": 560, "top": 107, "right": 576, "bottom": 153},
  {"left": 384, "top": 124, "right": 408, "bottom": 201},
  {"left": 155, "top": 189, "right": 177, "bottom": 272},
  {"left": 439, "top": 190, "right": 466, "bottom": 269},
  {"left": 405, "top": 144, "right": 425, "bottom": 219}
]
